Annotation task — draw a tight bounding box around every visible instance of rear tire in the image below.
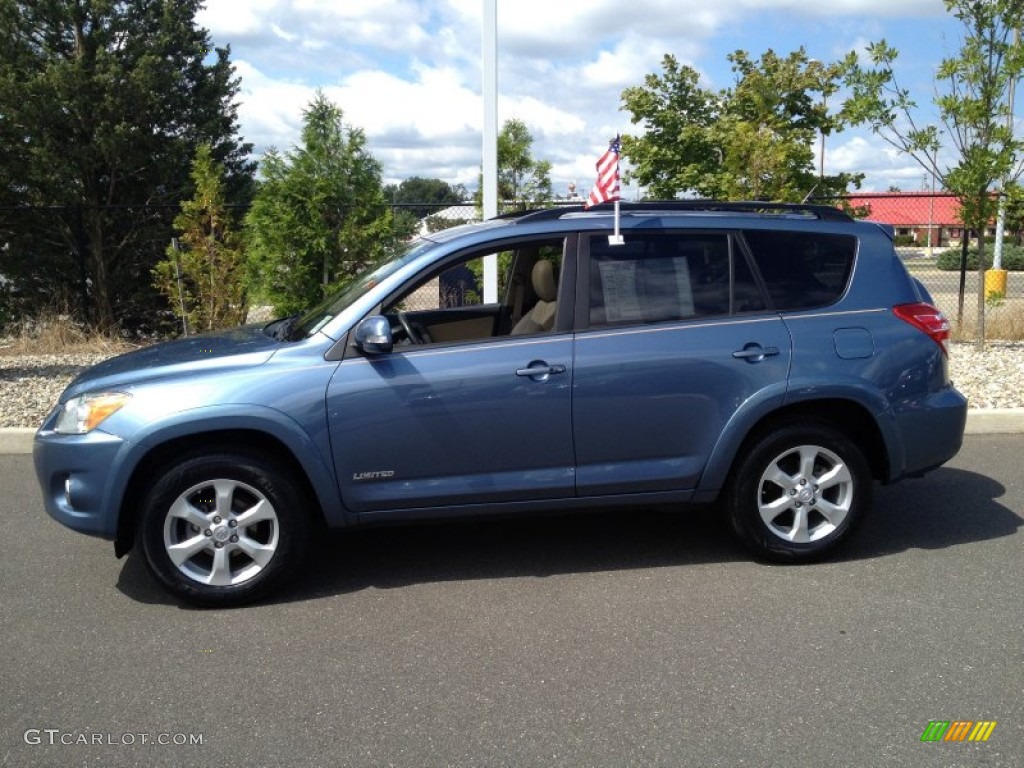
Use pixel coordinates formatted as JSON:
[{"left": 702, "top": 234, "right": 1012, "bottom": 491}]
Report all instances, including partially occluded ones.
[
  {"left": 138, "top": 453, "right": 311, "bottom": 607},
  {"left": 727, "top": 422, "right": 871, "bottom": 562}
]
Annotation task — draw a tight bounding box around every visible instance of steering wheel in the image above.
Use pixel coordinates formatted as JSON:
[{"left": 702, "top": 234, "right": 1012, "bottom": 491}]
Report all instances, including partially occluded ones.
[{"left": 396, "top": 311, "right": 423, "bottom": 344}]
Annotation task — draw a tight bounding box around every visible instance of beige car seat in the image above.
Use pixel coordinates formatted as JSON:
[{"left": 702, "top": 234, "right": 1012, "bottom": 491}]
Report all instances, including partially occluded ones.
[{"left": 511, "top": 260, "right": 557, "bottom": 334}]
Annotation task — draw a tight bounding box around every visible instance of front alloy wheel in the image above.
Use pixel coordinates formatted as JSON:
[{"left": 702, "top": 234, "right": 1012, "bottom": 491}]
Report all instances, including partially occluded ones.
[
  {"left": 163, "top": 478, "right": 280, "bottom": 587},
  {"left": 728, "top": 423, "right": 871, "bottom": 562},
  {"left": 139, "top": 453, "right": 311, "bottom": 606}
]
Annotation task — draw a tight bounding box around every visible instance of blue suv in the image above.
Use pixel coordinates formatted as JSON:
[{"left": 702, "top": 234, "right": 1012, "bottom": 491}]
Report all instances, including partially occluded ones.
[{"left": 34, "top": 202, "right": 967, "bottom": 605}]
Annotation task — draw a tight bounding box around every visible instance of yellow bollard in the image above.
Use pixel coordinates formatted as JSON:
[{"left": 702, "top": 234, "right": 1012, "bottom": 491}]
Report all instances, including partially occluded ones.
[{"left": 984, "top": 268, "right": 1008, "bottom": 300}]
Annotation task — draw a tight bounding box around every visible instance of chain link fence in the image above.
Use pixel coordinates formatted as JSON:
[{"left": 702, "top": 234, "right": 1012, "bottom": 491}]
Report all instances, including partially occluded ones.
[{"left": 840, "top": 193, "right": 1023, "bottom": 339}]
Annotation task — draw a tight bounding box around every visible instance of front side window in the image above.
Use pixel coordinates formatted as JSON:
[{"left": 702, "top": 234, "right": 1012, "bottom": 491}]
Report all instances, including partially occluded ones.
[
  {"left": 587, "top": 232, "right": 763, "bottom": 328},
  {"left": 380, "top": 238, "right": 566, "bottom": 346}
]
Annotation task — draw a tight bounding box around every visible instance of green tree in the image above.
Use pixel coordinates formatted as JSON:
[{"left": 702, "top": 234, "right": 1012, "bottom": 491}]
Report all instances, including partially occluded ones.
[
  {"left": 153, "top": 144, "right": 247, "bottom": 333},
  {"left": 0, "top": 0, "right": 253, "bottom": 330},
  {"left": 1003, "top": 181, "right": 1024, "bottom": 243},
  {"left": 385, "top": 176, "right": 467, "bottom": 239},
  {"left": 386, "top": 177, "right": 466, "bottom": 218},
  {"left": 621, "top": 50, "right": 859, "bottom": 202},
  {"left": 498, "top": 119, "right": 553, "bottom": 209},
  {"left": 246, "top": 92, "right": 396, "bottom": 316},
  {"left": 620, "top": 55, "right": 717, "bottom": 199},
  {"left": 843, "top": 0, "right": 1024, "bottom": 344},
  {"left": 476, "top": 119, "right": 553, "bottom": 213}
]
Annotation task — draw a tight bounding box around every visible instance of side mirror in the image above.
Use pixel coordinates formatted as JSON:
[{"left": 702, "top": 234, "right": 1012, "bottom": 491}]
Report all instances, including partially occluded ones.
[{"left": 353, "top": 315, "right": 394, "bottom": 355}]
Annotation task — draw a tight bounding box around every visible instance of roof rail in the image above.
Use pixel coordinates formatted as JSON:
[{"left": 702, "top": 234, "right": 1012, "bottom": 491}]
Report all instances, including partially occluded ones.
[
  {"left": 495, "top": 205, "right": 584, "bottom": 223},
  {"left": 495, "top": 200, "right": 854, "bottom": 224},
  {"left": 588, "top": 200, "right": 853, "bottom": 221}
]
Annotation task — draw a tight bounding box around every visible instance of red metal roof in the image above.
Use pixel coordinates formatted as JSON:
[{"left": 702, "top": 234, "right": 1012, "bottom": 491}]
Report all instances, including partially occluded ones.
[{"left": 845, "top": 192, "right": 963, "bottom": 227}]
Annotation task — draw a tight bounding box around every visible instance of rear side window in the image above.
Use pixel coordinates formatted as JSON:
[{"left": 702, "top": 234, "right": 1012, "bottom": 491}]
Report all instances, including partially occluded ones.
[
  {"left": 743, "top": 230, "right": 856, "bottom": 311},
  {"left": 587, "top": 232, "right": 764, "bottom": 327}
]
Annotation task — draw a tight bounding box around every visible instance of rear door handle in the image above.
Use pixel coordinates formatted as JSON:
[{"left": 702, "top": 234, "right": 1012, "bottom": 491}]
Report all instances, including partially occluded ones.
[
  {"left": 515, "top": 362, "right": 567, "bottom": 378},
  {"left": 732, "top": 344, "right": 780, "bottom": 361}
]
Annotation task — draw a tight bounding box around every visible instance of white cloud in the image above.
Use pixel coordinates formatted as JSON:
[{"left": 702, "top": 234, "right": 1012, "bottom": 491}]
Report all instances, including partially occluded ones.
[
  {"left": 581, "top": 33, "right": 678, "bottom": 89},
  {"left": 206, "top": 0, "right": 958, "bottom": 194},
  {"left": 500, "top": 97, "right": 586, "bottom": 138},
  {"left": 828, "top": 135, "right": 936, "bottom": 191},
  {"left": 233, "top": 60, "right": 313, "bottom": 152},
  {"left": 200, "top": 0, "right": 430, "bottom": 53},
  {"left": 332, "top": 66, "right": 480, "bottom": 141},
  {"left": 270, "top": 24, "right": 298, "bottom": 44},
  {"left": 740, "top": 0, "right": 944, "bottom": 17},
  {"left": 196, "top": 0, "right": 282, "bottom": 37},
  {"left": 294, "top": 0, "right": 430, "bottom": 51}
]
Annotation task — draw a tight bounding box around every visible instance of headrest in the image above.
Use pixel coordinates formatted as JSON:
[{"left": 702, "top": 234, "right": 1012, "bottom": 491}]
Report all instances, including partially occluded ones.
[{"left": 532, "top": 260, "right": 557, "bottom": 302}]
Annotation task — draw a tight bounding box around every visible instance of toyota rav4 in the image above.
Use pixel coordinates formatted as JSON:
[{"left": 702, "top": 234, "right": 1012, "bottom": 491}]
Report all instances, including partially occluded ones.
[{"left": 34, "top": 202, "right": 968, "bottom": 605}]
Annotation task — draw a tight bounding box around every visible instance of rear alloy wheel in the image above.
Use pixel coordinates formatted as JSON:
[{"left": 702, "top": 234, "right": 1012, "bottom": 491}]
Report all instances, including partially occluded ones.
[
  {"left": 138, "top": 453, "right": 311, "bottom": 606},
  {"left": 727, "top": 423, "right": 871, "bottom": 562}
]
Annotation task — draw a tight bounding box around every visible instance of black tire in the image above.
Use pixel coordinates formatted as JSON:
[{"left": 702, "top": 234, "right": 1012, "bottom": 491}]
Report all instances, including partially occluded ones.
[
  {"left": 726, "top": 422, "right": 871, "bottom": 562},
  {"left": 137, "top": 452, "right": 311, "bottom": 607}
]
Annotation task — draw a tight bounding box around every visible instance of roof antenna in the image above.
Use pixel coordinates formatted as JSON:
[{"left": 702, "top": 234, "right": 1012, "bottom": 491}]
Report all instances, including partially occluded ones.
[{"left": 801, "top": 183, "right": 819, "bottom": 204}]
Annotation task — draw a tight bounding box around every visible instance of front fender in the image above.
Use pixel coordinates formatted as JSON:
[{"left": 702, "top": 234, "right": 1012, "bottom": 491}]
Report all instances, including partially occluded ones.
[{"left": 120, "top": 404, "right": 347, "bottom": 528}]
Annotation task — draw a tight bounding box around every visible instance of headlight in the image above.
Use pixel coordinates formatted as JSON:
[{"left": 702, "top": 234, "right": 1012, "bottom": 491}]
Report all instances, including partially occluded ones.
[{"left": 54, "top": 392, "right": 132, "bottom": 434}]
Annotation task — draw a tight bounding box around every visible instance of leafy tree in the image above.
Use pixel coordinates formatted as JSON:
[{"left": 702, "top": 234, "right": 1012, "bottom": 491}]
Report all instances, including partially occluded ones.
[
  {"left": 498, "top": 119, "right": 553, "bottom": 209},
  {"left": 153, "top": 144, "right": 247, "bottom": 333},
  {"left": 0, "top": 0, "right": 253, "bottom": 331},
  {"left": 621, "top": 50, "right": 860, "bottom": 202},
  {"left": 620, "top": 55, "right": 717, "bottom": 199},
  {"left": 476, "top": 119, "right": 553, "bottom": 213},
  {"left": 385, "top": 176, "right": 466, "bottom": 239},
  {"left": 843, "top": 0, "right": 1024, "bottom": 344},
  {"left": 1003, "top": 181, "right": 1024, "bottom": 243},
  {"left": 246, "top": 92, "right": 396, "bottom": 316},
  {"left": 386, "top": 177, "right": 466, "bottom": 218}
]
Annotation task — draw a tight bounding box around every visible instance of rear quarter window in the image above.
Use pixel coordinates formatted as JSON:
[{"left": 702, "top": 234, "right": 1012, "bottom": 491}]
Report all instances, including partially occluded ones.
[{"left": 743, "top": 230, "right": 856, "bottom": 311}]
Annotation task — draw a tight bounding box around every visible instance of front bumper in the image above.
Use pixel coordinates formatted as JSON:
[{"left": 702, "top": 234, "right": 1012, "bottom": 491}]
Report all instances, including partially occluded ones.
[{"left": 33, "top": 428, "right": 129, "bottom": 539}]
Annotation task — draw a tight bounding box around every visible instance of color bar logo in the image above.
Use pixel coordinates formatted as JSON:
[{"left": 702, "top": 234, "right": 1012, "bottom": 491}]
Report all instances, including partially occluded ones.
[{"left": 921, "top": 720, "right": 997, "bottom": 742}]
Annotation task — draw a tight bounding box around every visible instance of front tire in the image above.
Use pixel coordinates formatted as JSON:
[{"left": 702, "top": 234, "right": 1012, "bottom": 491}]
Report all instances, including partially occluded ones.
[
  {"left": 138, "top": 453, "right": 311, "bottom": 606},
  {"left": 727, "top": 422, "right": 871, "bottom": 562}
]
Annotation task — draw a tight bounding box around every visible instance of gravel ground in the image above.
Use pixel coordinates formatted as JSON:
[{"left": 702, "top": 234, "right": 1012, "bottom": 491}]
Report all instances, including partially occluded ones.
[{"left": 0, "top": 341, "right": 1021, "bottom": 429}]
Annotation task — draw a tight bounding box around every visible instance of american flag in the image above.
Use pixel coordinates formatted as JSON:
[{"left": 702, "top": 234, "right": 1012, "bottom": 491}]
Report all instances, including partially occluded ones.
[{"left": 585, "top": 136, "right": 621, "bottom": 209}]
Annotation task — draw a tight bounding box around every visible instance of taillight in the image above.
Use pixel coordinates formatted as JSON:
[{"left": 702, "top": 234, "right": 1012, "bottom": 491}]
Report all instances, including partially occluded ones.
[{"left": 893, "top": 302, "right": 951, "bottom": 356}]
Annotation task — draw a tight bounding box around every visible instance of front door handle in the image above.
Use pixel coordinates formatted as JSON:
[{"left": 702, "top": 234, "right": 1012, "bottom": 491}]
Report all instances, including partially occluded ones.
[
  {"left": 515, "top": 362, "right": 567, "bottom": 378},
  {"left": 732, "top": 344, "right": 780, "bottom": 362}
]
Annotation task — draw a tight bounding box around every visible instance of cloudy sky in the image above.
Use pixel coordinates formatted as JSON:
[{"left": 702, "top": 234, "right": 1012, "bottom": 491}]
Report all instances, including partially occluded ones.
[{"left": 197, "top": 0, "right": 964, "bottom": 196}]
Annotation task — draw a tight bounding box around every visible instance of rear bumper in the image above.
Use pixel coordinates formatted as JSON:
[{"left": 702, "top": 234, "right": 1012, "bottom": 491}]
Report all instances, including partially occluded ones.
[{"left": 894, "top": 385, "right": 968, "bottom": 477}]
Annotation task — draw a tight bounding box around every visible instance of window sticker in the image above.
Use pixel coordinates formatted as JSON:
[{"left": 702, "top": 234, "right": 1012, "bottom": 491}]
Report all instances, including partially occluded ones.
[
  {"left": 598, "top": 255, "right": 696, "bottom": 323},
  {"left": 669, "top": 256, "right": 695, "bottom": 317},
  {"left": 599, "top": 260, "right": 643, "bottom": 322}
]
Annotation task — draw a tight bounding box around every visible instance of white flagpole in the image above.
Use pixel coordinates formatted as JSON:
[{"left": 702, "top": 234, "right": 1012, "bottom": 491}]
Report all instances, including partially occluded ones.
[
  {"left": 609, "top": 199, "right": 623, "bottom": 246},
  {"left": 609, "top": 140, "right": 623, "bottom": 245}
]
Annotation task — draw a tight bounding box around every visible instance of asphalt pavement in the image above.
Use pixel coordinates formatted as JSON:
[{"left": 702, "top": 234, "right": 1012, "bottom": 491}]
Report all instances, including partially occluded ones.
[{"left": 2, "top": 436, "right": 1022, "bottom": 767}]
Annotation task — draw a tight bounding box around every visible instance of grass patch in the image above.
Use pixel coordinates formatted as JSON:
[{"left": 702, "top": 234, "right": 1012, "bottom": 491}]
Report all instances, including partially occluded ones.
[
  {"left": 0, "top": 312, "right": 137, "bottom": 356},
  {"left": 951, "top": 299, "right": 1024, "bottom": 342}
]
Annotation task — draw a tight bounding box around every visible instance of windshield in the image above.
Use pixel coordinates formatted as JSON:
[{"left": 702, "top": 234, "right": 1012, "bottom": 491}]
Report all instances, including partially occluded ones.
[{"left": 285, "top": 239, "right": 436, "bottom": 339}]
